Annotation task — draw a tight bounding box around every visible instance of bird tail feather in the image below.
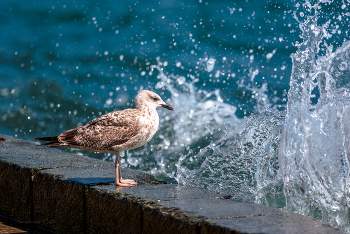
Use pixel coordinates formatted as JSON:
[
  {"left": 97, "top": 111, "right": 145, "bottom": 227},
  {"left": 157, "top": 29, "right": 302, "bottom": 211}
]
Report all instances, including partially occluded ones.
[
  {"left": 34, "top": 136, "right": 58, "bottom": 142},
  {"left": 34, "top": 136, "right": 63, "bottom": 147}
]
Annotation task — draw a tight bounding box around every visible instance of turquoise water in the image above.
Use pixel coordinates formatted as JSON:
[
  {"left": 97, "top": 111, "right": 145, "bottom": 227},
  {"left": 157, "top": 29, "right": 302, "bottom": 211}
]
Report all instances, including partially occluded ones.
[
  {"left": 1, "top": 0, "right": 350, "bottom": 231},
  {"left": 0, "top": 0, "right": 296, "bottom": 178}
]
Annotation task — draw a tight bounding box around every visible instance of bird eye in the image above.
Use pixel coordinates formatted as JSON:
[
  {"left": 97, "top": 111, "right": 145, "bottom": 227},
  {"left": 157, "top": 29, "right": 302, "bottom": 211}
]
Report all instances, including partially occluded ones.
[{"left": 149, "top": 95, "right": 159, "bottom": 101}]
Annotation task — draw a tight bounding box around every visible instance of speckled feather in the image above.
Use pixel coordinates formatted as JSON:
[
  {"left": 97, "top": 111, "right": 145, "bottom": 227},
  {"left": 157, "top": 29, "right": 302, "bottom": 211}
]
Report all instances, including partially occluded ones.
[
  {"left": 35, "top": 90, "right": 174, "bottom": 186},
  {"left": 35, "top": 90, "right": 173, "bottom": 155},
  {"left": 58, "top": 109, "right": 146, "bottom": 152}
]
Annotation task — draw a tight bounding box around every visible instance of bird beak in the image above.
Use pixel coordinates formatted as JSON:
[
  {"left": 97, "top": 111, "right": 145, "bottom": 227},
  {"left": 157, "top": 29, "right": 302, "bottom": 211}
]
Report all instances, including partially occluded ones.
[{"left": 161, "top": 103, "right": 174, "bottom": 111}]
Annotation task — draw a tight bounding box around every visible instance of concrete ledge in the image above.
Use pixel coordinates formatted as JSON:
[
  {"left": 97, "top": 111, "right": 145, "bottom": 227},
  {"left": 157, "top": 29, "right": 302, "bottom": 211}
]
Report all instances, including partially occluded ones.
[
  {"left": 0, "top": 134, "right": 345, "bottom": 234},
  {"left": 0, "top": 161, "right": 32, "bottom": 222}
]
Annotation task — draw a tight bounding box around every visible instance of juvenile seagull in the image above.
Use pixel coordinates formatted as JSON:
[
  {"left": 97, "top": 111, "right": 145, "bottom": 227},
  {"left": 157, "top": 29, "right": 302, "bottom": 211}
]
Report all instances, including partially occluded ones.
[{"left": 34, "top": 90, "right": 174, "bottom": 187}]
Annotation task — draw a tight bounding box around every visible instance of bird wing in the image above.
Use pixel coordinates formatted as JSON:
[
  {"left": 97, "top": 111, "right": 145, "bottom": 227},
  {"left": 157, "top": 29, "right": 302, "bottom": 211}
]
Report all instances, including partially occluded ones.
[{"left": 59, "top": 109, "right": 142, "bottom": 150}]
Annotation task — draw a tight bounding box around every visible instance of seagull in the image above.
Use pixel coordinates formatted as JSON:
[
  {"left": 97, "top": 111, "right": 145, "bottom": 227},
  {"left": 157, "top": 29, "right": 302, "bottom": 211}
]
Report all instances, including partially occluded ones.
[{"left": 34, "top": 90, "right": 174, "bottom": 186}]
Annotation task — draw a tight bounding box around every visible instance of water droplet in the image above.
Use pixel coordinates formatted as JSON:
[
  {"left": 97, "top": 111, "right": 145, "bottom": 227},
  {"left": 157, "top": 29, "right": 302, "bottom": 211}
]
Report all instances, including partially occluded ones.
[{"left": 338, "top": 62, "right": 348, "bottom": 71}]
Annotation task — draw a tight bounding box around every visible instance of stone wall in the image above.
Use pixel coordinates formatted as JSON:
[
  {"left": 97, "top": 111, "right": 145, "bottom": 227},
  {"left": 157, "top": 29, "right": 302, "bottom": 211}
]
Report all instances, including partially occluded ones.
[{"left": 0, "top": 134, "right": 344, "bottom": 234}]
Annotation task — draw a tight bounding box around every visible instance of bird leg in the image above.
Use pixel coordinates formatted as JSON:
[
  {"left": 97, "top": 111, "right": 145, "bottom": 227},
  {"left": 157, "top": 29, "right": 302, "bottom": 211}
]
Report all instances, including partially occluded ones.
[{"left": 114, "top": 153, "right": 138, "bottom": 187}]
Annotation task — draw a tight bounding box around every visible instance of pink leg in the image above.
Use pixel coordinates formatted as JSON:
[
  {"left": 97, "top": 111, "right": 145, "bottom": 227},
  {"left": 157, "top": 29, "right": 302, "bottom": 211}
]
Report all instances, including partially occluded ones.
[{"left": 114, "top": 153, "right": 137, "bottom": 187}]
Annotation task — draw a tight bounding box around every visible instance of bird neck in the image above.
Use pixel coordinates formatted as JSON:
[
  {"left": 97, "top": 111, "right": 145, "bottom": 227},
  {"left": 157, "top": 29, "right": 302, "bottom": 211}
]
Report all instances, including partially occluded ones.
[{"left": 134, "top": 104, "right": 158, "bottom": 117}]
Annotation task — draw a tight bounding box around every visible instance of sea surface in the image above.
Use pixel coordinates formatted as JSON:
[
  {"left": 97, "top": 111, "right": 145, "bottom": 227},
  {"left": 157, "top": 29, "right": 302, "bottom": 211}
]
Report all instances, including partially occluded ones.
[{"left": 1, "top": 0, "right": 350, "bottom": 231}]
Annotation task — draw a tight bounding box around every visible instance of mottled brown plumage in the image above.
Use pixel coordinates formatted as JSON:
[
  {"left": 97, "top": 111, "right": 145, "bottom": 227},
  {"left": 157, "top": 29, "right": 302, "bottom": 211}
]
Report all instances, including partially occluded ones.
[{"left": 35, "top": 90, "right": 173, "bottom": 186}]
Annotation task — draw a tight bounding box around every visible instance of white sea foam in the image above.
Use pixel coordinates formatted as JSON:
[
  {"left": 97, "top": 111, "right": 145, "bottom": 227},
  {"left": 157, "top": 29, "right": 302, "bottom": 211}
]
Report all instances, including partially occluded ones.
[{"left": 166, "top": 0, "right": 350, "bottom": 232}]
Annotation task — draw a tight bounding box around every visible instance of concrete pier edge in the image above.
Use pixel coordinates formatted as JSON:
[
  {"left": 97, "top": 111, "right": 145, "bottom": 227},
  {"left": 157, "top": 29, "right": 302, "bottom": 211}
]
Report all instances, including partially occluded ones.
[{"left": 0, "top": 134, "right": 345, "bottom": 234}]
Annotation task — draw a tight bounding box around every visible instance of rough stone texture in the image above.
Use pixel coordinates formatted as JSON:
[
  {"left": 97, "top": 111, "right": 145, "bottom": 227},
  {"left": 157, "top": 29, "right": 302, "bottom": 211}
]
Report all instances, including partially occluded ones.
[
  {"left": 201, "top": 213, "right": 345, "bottom": 234},
  {"left": 159, "top": 198, "right": 286, "bottom": 218},
  {"left": 34, "top": 166, "right": 161, "bottom": 234},
  {"left": 0, "top": 134, "right": 346, "bottom": 234},
  {"left": 91, "top": 184, "right": 221, "bottom": 201},
  {"left": 0, "top": 134, "right": 112, "bottom": 226},
  {"left": 0, "top": 215, "right": 55, "bottom": 234},
  {"left": 0, "top": 134, "right": 112, "bottom": 169},
  {"left": 38, "top": 165, "right": 162, "bottom": 186},
  {"left": 142, "top": 202, "right": 203, "bottom": 234},
  {"left": 33, "top": 172, "right": 86, "bottom": 234},
  {"left": 88, "top": 184, "right": 221, "bottom": 234},
  {"left": 0, "top": 135, "right": 32, "bottom": 222},
  {"left": 0, "top": 162, "right": 32, "bottom": 222},
  {"left": 86, "top": 188, "right": 143, "bottom": 234}
]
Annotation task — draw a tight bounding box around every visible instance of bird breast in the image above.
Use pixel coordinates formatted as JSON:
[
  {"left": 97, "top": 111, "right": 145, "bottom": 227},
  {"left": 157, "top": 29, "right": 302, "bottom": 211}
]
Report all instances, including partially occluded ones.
[{"left": 137, "top": 111, "right": 159, "bottom": 140}]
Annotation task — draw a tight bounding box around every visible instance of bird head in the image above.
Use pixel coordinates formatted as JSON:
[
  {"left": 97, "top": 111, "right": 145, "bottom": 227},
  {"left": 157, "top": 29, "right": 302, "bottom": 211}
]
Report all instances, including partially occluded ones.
[{"left": 133, "top": 90, "right": 174, "bottom": 111}]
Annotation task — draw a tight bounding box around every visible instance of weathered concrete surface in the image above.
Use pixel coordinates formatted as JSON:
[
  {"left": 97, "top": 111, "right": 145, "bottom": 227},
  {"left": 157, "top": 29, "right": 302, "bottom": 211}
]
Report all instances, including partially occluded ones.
[
  {"left": 86, "top": 188, "right": 144, "bottom": 234},
  {"left": 0, "top": 134, "right": 112, "bottom": 169},
  {"left": 159, "top": 198, "right": 286, "bottom": 218},
  {"left": 0, "top": 162, "right": 32, "bottom": 222},
  {"left": 0, "top": 134, "right": 112, "bottom": 225},
  {"left": 0, "top": 134, "right": 346, "bottom": 234},
  {"left": 201, "top": 213, "right": 341, "bottom": 234},
  {"left": 90, "top": 184, "right": 221, "bottom": 201},
  {"left": 89, "top": 184, "right": 344, "bottom": 234},
  {"left": 87, "top": 184, "right": 221, "bottom": 234},
  {"left": 33, "top": 172, "right": 86, "bottom": 233},
  {"left": 142, "top": 201, "right": 203, "bottom": 234},
  {"left": 34, "top": 166, "right": 162, "bottom": 233},
  {"left": 38, "top": 166, "right": 160, "bottom": 186}
]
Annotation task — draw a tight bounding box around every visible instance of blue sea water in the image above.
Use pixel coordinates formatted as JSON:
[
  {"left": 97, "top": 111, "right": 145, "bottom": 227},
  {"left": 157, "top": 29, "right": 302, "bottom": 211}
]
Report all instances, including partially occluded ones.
[
  {"left": 0, "top": 0, "right": 295, "bottom": 134},
  {"left": 1, "top": 0, "right": 350, "bottom": 231},
  {"left": 0, "top": 0, "right": 297, "bottom": 176}
]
